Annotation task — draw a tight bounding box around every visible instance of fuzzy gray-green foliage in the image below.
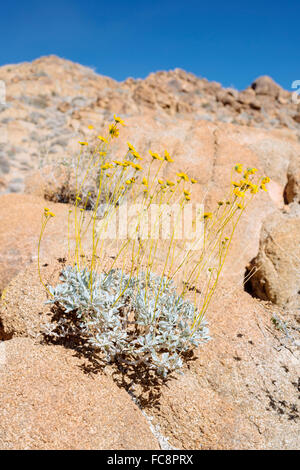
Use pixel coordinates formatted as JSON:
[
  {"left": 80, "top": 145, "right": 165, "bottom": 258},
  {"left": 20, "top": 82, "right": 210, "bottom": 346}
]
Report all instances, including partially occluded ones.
[{"left": 46, "top": 266, "right": 210, "bottom": 376}]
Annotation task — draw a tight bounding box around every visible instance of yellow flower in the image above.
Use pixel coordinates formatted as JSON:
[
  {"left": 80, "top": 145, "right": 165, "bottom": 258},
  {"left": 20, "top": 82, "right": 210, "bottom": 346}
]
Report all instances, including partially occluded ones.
[
  {"left": 123, "top": 160, "right": 135, "bottom": 167},
  {"left": 98, "top": 136, "right": 108, "bottom": 144},
  {"left": 166, "top": 180, "right": 175, "bottom": 186},
  {"left": 101, "top": 163, "right": 114, "bottom": 170},
  {"left": 234, "top": 164, "right": 243, "bottom": 173},
  {"left": 184, "top": 195, "right": 191, "bottom": 201},
  {"left": 44, "top": 207, "right": 55, "bottom": 217},
  {"left": 237, "top": 203, "right": 243, "bottom": 209},
  {"left": 183, "top": 189, "right": 190, "bottom": 196},
  {"left": 114, "top": 114, "right": 125, "bottom": 126},
  {"left": 232, "top": 181, "right": 240, "bottom": 187},
  {"left": 127, "top": 142, "right": 135, "bottom": 152},
  {"left": 191, "top": 178, "right": 198, "bottom": 184},
  {"left": 109, "top": 124, "right": 119, "bottom": 138},
  {"left": 203, "top": 212, "right": 212, "bottom": 219},
  {"left": 88, "top": 125, "right": 94, "bottom": 130},
  {"left": 224, "top": 236, "right": 229, "bottom": 240},
  {"left": 132, "top": 163, "right": 143, "bottom": 171},
  {"left": 247, "top": 167, "right": 258, "bottom": 175},
  {"left": 158, "top": 179, "right": 164, "bottom": 185},
  {"left": 149, "top": 150, "right": 163, "bottom": 161},
  {"left": 233, "top": 188, "right": 245, "bottom": 198},
  {"left": 239, "top": 179, "right": 250, "bottom": 186},
  {"left": 250, "top": 184, "right": 259, "bottom": 194},
  {"left": 260, "top": 183, "right": 267, "bottom": 192},
  {"left": 113, "top": 160, "right": 125, "bottom": 166},
  {"left": 262, "top": 176, "right": 270, "bottom": 184},
  {"left": 218, "top": 201, "right": 224, "bottom": 206},
  {"left": 239, "top": 179, "right": 251, "bottom": 190},
  {"left": 132, "top": 151, "right": 142, "bottom": 160},
  {"left": 126, "top": 179, "right": 132, "bottom": 185},
  {"left": 79, "top": 141, "right": 88, "bottom": 146},
  {"left": 142, "top": 177, "right": 148, "bottom": 186},
  {"left": 164, "top": 150, "right": 174, "bottom": 162},
  {"left": 177, "top": 172, "right": 189, "bottom": 182}
]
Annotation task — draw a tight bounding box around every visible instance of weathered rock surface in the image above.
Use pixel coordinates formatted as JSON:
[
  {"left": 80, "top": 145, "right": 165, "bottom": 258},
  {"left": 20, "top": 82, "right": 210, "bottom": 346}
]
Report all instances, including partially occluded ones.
[
  {"left": 0, "top": 194, "right": 70, "bottom": 294},
  {"left": 284, "top": 154, "right": 300, "bottom": 204},
  {"left": 248, "top": 205, "right": 300, "bottom": 308},
  {"left": 1, "top": 262, "right": 299, "bottom": 449},
  {"left": 0, "top": 337, "right": 159, "bottom": 450},
  {"left": 251, "top": 76, "right": 283, "bottom": 99},
  {"left": 147, "top": 287, "right": 300, "bottom": 450}
]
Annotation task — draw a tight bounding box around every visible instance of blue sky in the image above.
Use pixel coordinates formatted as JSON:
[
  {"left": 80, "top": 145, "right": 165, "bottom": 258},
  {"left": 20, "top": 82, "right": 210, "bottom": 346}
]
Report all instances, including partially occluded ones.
[{"left": 0, "top": 0, "right": 299, "bottom": 90}]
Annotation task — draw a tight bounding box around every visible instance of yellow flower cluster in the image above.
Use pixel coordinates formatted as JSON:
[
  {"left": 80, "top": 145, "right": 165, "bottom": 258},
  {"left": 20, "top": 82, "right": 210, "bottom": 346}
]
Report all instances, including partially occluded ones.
[
  {"left": 149, "top": 150, "right": 163, "bottom": 161},
  {"left": 232, "top": 164, "right": 270, "bottom": 197},
  {"left": 109, "top": 124, "right": 119, "bottom": 138},
  {"left": 44, "top": 207, "right": 55, "bottom": 218}
]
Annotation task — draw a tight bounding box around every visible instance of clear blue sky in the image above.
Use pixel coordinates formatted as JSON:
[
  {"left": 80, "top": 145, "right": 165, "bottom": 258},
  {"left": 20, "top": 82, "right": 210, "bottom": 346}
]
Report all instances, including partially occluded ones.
[{"left": 0, "top": 0, "right": 299, "bottom": 90}]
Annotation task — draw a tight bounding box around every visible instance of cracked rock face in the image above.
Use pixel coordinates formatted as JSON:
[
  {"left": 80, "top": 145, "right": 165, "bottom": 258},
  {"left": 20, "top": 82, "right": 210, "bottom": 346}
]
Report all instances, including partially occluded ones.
[
  {"left": 284, "top": 154, "right": 300, "bottom": 204},
  {"left": 248, "top": 205, "right": 300, "bottom": 309}
]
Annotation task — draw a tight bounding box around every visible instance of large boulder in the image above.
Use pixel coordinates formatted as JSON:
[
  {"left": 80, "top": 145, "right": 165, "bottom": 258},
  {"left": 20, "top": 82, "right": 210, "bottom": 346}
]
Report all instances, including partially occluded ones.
[
  {"left": 0, "top": 337, "right": 159, "bottom": 450},
  {"left": 284, "top": 154, "right": 300, "bottom": 204},
  {"left": 248, "top": 205, "right": 300, "bottom": 308},
  {"left": 251, "top": 76, "right": 283, "bottom": 99}
]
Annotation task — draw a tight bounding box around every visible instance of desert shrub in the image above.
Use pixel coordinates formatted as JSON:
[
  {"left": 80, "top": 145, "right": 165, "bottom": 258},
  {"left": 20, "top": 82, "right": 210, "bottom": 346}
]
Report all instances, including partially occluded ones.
[
  {"left": 44, "top": 267, "right": 210, "bottom": 376},
  {"left": 39, "top": 115, "right": 270, "bottom": 375}
]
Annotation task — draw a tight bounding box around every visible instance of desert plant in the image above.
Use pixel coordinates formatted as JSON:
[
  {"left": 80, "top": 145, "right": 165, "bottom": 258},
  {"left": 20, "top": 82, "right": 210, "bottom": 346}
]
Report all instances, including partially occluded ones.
[
  {"left": 39, "top": 115, "right": 270, "bottom": 375},
  {"left": 44, "top": 267, "right": 210, "bottom": 376}
]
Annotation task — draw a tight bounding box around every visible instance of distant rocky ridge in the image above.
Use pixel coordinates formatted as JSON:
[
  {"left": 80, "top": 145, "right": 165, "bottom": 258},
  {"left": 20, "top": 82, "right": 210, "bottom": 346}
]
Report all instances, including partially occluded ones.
[{"left": 0, "top": 55, "right": 299, "bottom": 194}]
